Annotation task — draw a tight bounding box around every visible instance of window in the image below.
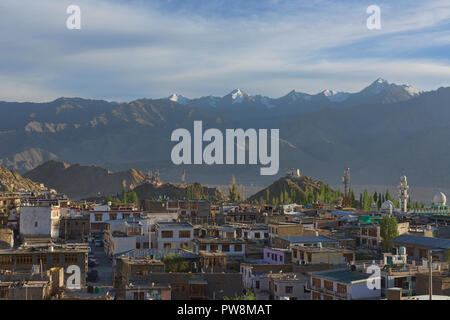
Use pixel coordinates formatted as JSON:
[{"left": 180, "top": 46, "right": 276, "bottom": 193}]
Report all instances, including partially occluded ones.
[
  {"left": 0, "top": 256, "right": 13, "bottom": 267},
  {"left": 234, "top": 244, "right": 242, "bottom": 252},
  {"left": 199, "top": 244, "right": 207, "bottom": 250},
  {"left": 285, "top": 286, "right": 293, "bottom": 294},
  {"left": 255, "top": 281, "right": 260, "bottom": 289},
  {"left": 255, "top": 232, "right": 260, "bottom": 239},
  {"left": 222, "top": 244, "right": 230, "bottom": 252},
  {"left": 179, "top": 230, "right": 191, "bottom": 238},
  {"left": 95, "top": 214, "right": 102, "bottom": 222},
  {"left": 264, "top": 233, "right": 268, "bottom": 238},
  {"left": 136, "top": 242, "right": 141, "bottom": 249},
  {"left": 267, "top": 252, "right": 270, "bottom": 258},
  {"left": 123, "top": 213, "right": 130, "bottom": 219},
  {"left": 280, "top": 256, "right": 283, "bottom": 262},
  {"left": 16, "top": 254, "right": 32, "bottom": 266},
  {"left": 180, "top": 242, "right": 189, "bottom": 249},
  {"left": 210, "top": 244, "right": 218, "bottom": 251},
  {"left": 161, "top": 231, "right": 173, "bottom": 238},
  {"left": 34, "top": 221, "right": 38, "bottom": 228},
  {"left": 109, "top": 213, "right": 117, "bottom": 220},
  {"left": 164, "top": 243, "right": 172, "bottom": 249},
  {"left": 134, "top": 292, "right": 145, "bottom": 300},
  {"left": 65, "top": 254, "right": 78, "bottom": 265}
]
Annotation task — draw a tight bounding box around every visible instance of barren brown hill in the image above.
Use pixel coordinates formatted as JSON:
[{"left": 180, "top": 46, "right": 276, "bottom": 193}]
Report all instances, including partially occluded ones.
[
  {"left": 247, "top": 175, "right": 338, "bottom": 204},
  {"left": 134, "top": 182, "right": 226, "bottom": 202},
  {"left": 0, "top": 166, "right": 45, "bottom": 193},
  {"left": 24, "top": 160, "right": 147, "bottom": 199}
]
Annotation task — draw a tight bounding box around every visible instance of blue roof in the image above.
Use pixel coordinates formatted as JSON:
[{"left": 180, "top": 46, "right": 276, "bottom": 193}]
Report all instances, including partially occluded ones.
[
  {"left": 280, "top": 236, "right": 337, "bottom": 244},
  {"left": 393, "top": 234, "right": 450, "bottom": 250}
]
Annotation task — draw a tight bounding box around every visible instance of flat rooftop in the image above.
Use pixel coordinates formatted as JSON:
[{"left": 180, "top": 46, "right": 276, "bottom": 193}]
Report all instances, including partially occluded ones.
[{"left": 312, "top": 269, "right": 371, "bottom": 284}]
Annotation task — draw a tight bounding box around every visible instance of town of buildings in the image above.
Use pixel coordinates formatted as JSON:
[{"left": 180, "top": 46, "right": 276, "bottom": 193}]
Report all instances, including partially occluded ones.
[{"left": 0, "top": 171, "right": 449, "bottom": 301}]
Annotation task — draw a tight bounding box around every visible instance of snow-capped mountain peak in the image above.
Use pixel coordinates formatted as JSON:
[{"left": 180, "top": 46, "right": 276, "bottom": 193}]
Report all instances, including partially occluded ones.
[
  {"left": 168, "top": 93, "right": 190, "bottom": 105},
  {"left": 228, "top": 89, "right": 252, "bottom": 104},
  {"left": 319, "top": 89, "right": 350, "bottom": 102},
  {"left": 401, "top": 84, "right": 422, "bottom": 96}
]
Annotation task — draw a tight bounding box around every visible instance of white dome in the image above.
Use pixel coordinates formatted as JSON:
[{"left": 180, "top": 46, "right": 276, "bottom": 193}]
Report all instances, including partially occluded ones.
[
  {"left": 381, "top": 200, "right": 394, "bottom": 211},
  {"left": 433, "top": 192, "right": 447, "bottom": 206}
]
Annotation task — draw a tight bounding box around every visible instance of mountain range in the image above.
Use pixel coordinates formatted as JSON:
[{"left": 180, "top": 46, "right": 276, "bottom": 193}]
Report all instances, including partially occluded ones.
[{"left": 1, "top": 78, "right": 449, "bottom": 189}]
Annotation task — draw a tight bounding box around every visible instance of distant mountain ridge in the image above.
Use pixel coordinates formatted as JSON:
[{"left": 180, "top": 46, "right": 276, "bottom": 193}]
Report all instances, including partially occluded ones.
[{"left": 1, "top": 79, "right": 449, "bottom": 189}]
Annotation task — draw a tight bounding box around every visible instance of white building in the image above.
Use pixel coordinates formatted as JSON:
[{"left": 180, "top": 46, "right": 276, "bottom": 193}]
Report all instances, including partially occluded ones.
[
  {"left": 155, "top": 222, "right": 194, "bottom": 250},
  {"left": 19, "top": 205, "right": 60, "bottom": 239}
]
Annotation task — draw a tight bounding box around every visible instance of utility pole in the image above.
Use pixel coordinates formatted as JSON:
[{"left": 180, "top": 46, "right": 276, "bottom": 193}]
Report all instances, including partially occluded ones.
[{"left": 428, "top": 250, "right": 433, "bottom": 301}]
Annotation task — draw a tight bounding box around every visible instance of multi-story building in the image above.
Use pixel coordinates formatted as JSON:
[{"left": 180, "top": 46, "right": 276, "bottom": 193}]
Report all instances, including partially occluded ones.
[
  {"left": 89, "top": 204, "right": 141, "bottom": 234},
  {"left": 155, "top": 222, "right": 193, "bottom": 250},
  {"left": 268, "top": 273, "right": 310, "bottom": 300},
  {"left": 268, "top": 222, "right": 317, "bottom": 245},
  {"left": 310, "top": 269, "right": 381, "bottom": 300},
  {"left": 263, "top": 247, "right": 291, "bottom": 265},
  {"left": 192, "top": 238, "right": 246, "bottom": 260},
  {"left": 0, "top": 192, "right": 20, "bottom": 227},
  {"left": 0, "top": 243, "right": 89, "bottom": 287},
  {"left": 392, "top": 234, "right": 450, "bottom": 261},
  {"left": 291, "top": 246, "right": 354, "bottom": 266},
  {"left": 19, "top": 205, "right": 61, "bottom": 240}
]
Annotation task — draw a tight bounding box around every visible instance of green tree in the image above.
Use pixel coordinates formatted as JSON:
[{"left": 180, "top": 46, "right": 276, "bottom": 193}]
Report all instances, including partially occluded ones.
[
  {"left": 224, "top": 290, "right": 258, "bottom": 300},
  {"left": 127, "top": 191, "right": 139, "bottom": 205},
  {"left": 380, "top": 216, "right": 399, "bottom": 252},
  {"left": 121, "top": 188, "right": 128, "bottom": 204},
  {"left": 228, "top": 176, "right": 240, "bottom": 202},
  {"left": 161, "top": 253, "right": 190, "bottom": 272}
]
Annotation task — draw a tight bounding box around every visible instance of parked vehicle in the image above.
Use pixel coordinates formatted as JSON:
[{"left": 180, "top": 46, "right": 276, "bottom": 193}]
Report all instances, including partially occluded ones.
[
  {"left": 87, "top": 270, "right": 99, "bottom": 282},
  {"left": 88, "top": 258, "right": 98, "bottom": 267},
  {"left": 94, "top": 240, "right": 103, "bottom": 247}
]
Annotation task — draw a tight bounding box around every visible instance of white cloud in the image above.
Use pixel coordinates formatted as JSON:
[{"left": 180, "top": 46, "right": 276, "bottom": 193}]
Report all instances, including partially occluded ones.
[{"left": 0, "top": 0, "right": 449, "bottom": 101}]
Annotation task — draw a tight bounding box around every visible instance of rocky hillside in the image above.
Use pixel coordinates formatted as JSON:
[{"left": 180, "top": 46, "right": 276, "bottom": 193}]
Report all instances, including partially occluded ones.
[
  {"left": 0, "top": 166, "right": 45, "bottom": 193},
  {"left": 247, "top": 175, "right": 339, "bottom": 204},
  {"left": 134, "top": 182, "right": 226, "bottom": 201},
  {"left": 24, "top": 160, "right": 147, "bottom": 200}
]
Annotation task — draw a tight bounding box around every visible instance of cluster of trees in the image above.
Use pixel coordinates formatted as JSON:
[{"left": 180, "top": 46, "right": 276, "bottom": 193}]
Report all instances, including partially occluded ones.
[
  {"left": 105, "top": 188, "right": 139, "bottom": 206},
  {"left": 161, "top": 253, "right": 191, "bottom": 272},
  {"left": 259, "top": 184, "right": 343, "bottom": 206},
  {"left": 355, "top": 189, "right": 425, "bottom": 211}
]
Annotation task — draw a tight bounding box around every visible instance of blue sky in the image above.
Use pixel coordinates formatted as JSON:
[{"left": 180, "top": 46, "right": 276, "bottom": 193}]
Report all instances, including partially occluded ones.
[{"left": 0, "top": 0, "right": 449, "bottom": 102}]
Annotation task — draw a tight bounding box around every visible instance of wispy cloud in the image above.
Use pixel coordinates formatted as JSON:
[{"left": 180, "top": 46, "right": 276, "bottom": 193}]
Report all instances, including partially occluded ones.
[{"left": 0, "top": 0, "right": 449, "bottom": 101}]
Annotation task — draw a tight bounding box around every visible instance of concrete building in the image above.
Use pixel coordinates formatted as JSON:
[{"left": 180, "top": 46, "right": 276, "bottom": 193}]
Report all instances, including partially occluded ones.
[
  {"left": 0, "top": 243, "right": 89, "bottom": 287},
  {"left": 310, "top": 269, "right": 381, "bottom": 300},
  {"left": 392, "top": 234, "right": 450, "bottom": 261},
  {"left": 19, "top": 205, "right": 61, "bottom": 240},
  {"left": 89, "top": 204, "right": 141, "bottom": 234},
  {"left": 291, "top": 246, "right": 354, "bottom": 266},
  {"left": 268, "top": 272, "right": 310, "bottom": 300},
  {"left": 263, "top": 247, "right": 291, "bottom": 265},
  {"left": 155, "top": 222, "right": 194, "bottom": 250},
  {"left": 271, "top": 235, "right": 338, "bottom": 250},
  {"left": 192, "top": 238, "right": 246, "bottom": 260}
]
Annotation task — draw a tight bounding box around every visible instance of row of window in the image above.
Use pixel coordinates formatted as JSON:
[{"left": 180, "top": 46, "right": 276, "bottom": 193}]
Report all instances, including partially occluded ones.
[
  {"left": 198, "top": 244, "right": 242, "bottom": 252},
  {"left": 161, "top": 230, "right": 191, "bottom": 238}
]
